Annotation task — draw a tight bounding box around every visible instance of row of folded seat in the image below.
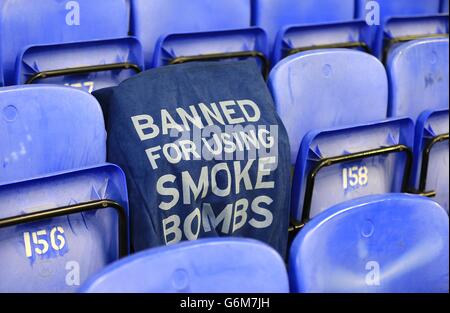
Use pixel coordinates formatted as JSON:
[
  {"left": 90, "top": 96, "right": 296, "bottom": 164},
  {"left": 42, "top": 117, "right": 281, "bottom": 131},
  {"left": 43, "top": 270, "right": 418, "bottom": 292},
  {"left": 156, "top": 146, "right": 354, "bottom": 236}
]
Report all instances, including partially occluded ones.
[
  {"left": 0, "top": 0, "right": 449, "bottom": 91},
  {"left": 0, "top": 38, "right": 448, "bottom": 292}
]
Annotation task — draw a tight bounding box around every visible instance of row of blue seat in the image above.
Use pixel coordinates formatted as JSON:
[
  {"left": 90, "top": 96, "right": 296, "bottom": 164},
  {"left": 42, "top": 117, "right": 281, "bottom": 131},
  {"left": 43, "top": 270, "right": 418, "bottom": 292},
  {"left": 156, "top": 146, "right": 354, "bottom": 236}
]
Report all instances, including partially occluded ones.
[
  {"left": 79, "top": 194, "right": 449, "bottom": 293},
  {"left": 0, "top": 0, "right": 449, "bottom": 90},
  {"left": 0, "top": 38, "right": 448, "bottom": 292},
  {"left": 254, "top": 0, "right": 448, "bottom": 61},
  {"left": 1, "top": 38, "right": 448, "bottom": 214}
]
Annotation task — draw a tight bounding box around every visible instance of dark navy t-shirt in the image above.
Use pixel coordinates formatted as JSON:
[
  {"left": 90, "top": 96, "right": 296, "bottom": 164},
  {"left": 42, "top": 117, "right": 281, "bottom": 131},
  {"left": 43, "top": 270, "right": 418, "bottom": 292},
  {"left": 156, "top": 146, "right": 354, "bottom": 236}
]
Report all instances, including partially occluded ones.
[{"left": 94, "top": 60, "right": 291, "bottom": 257}]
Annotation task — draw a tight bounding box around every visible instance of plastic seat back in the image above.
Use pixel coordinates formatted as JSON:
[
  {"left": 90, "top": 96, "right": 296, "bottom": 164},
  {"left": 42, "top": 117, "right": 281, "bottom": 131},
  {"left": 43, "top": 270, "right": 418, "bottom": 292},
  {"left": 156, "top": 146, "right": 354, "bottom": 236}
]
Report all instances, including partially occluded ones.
[
  {"left": 130, "top": 0, "right": 251, "bottom": 69},
  {"left": 252, "top": 0, "right": 356, "bottom": 60},
  {"left": 272, "top": 20, "right": 372, "bottom": 65},
  {"left": 387, "top": 38, "right": 449, "bottom": 121},
  {"left": 356, "top": 0, "right": 444, "bottom": 58},
  {"left": 0, "top": 85, "right": 106, "bottom": 183},
  {"left": 381, "top": 15, "right": 448, "bottom": 61},
  {"left": 152, "top": 27, "right": 269, "bottom": 78},
  {"left": 0, "top": 0, "right": 129, "bottom": 85},
  {"left": 289, "top": 194, "right": 449, "bottom": 293},
  {"left": 0, "top": 164, "right": 129, "bottom": 292},
  {"left": 292, "top": 118, "right": 414, "bottom": 222},
  {"left": 268, "top": 49, "right": 388, "bottom": 165},
  {"left": 80, "top": 238, "right": 289, "bottom": 293},
  {"left": 413, "top": 109, "right": 449, "bottom": 212},
  {"left": 15, "top": 37, "right": 144, "bottom": 93}
]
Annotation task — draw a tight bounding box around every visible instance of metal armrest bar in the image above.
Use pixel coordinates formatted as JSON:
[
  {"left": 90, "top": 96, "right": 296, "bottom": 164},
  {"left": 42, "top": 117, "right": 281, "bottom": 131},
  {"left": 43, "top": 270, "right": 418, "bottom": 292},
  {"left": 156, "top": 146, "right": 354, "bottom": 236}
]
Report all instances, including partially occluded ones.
[
  {"left": 169, "top": 50, "right": 270, "bottom": 80},
  {"left": 287, "top": 41, "right": 371, "bottom": 57},
  {"left": 26, "top": 62, "right": 142, "bottom": 84},
  {"left": 0, "top": 199, "right": 128, "bottom": 258}
]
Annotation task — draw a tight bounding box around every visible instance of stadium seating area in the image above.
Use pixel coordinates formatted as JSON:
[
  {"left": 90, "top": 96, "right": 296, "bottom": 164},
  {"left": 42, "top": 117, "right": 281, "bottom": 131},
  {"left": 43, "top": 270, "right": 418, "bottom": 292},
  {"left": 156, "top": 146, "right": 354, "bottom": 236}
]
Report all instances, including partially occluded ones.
[{"left": 0, "top": 0, "right": 449, "bottom": 293}]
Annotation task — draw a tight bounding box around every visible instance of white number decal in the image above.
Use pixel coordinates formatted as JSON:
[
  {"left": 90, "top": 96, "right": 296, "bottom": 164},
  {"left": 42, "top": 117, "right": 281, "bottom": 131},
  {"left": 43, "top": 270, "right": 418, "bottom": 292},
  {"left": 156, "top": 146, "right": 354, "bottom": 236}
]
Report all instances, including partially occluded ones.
[
  {"left": 65, "top": 1, "right": 81, "bottom": 26},
  {"left": 23, "top": 226, "right": 66, "bottom": 259},
  {"left": 342, "top": 166, "right": 369, "bottom": 190},
  {"left": 23, "top": 232, "right": 33, "bottom": 258},
  {"left": 32, "top": 230, "right": 49, "bottom": 255},
  {"left": 50, "top": 226, "right": 66, "bottom": 251}
]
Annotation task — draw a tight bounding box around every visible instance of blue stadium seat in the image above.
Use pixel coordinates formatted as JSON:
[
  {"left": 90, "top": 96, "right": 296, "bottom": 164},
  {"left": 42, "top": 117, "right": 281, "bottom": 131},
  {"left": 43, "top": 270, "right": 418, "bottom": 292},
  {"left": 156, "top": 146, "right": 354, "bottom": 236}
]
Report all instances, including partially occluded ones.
[
  {"left": 0, "top": 164, "right": 129, "bottom": 292},
  {"left": 0, "top": 84, "right": 129, "bottom": 292},
  {"left": 380, "top": 15, "right": 448, "bottom": 62},
  {"left": 79, "top": 238, "right": 288, "bottom": 293},
  {"left": 0, "top": 85, "right": 106, "bottom": 183},
  {"left": 130, "top": 0, "right": 251, "bottom": 69},
  {"left": 272, "top": 20, "right": 372, "bottom": 65},
  {"left": 152, "top": 27, "right": 269, "bottom": 78},
  {"left": 291, "top": 118, "right": 414, "bottom": 223},
  {"left": 268, "top": 49, "right": 388, "bottom": 165},
  {"left": 356, "top": 0, "right": 444, "bottom": 59},
  {"left": 15, "top": 37, "right": 144, "bottom": 93},
  {"left": 0, "top": 0, "right": 130, "bottom": 85},
  {"left": 412, "top": 109, "right": 449, "bottom": 213},
  {"left": 251, "top": 0, "right": 356, "bottom": 61},
  {"left": 387, "top": 38, "right": 449, "bottom": 122},
  {"left": 289, "top": 194, "right": 449, "bottom": 293}
]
